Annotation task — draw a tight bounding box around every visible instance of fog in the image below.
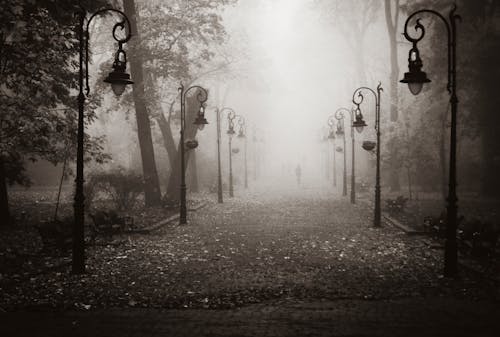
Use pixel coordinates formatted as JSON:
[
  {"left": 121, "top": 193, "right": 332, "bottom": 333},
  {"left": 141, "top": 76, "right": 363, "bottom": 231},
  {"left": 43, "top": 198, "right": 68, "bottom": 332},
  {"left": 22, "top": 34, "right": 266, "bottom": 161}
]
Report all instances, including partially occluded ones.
[
  {"left": 15, "top": 0, "right": 500, "bottom": 201},
  {"left": 183, "top": 0, "right": 389, "bottom": 189}
]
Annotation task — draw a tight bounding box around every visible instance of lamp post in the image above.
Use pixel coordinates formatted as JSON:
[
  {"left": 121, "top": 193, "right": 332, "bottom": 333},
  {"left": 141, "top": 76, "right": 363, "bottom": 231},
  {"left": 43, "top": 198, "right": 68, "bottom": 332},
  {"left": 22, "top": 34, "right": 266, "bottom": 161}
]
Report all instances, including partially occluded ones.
[
  {"left": 327, "top": 117, "right": 337, "bottom": 188},
  {"left": 401, "top": 5, "right": 461, "bottom": 277},
  {"left": 345, "top": 108, "right": 358, "bottom": 204},
  {"left": 352, "top": 83, "right": 383, "bottom": 228},
  {"left": 334, "top": 109, "right": 348, "bottom": 197},
  {"left": 215, "top": 107, "right": 236, "bottom": 203},
  {"left": 227, "top": 111, "right": 236, "bottom": 197},
  {"left": 178, "top": 84, "right": 208, "bottom": 225},
  {"left": 237, "top": 116, "right": 248, "bottom": 189},
  {"left": 74, "top": 7, "right": 134, "bottom": 274}
]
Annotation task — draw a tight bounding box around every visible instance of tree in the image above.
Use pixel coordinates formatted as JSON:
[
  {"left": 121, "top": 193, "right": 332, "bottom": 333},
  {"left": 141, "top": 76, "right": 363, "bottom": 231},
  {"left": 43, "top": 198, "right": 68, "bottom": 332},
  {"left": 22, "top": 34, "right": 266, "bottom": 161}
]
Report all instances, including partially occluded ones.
[
  {"left": 314, "top": 0, "right": 381, "bottom": 84},
  {"left": 0, "top": 0, "right": 109, "bottom": 225},
  {"left": 383, "top": 0, "right": 402, "bottom": 192},
  {"left": 129, "top": 0, "right": 237, "bottom": 201},
  {"left": 401, "top": 0, "right": 499, "bottom": 197},
  {"left": 123, "top": 0, "right": 162, "bottom": 206}
]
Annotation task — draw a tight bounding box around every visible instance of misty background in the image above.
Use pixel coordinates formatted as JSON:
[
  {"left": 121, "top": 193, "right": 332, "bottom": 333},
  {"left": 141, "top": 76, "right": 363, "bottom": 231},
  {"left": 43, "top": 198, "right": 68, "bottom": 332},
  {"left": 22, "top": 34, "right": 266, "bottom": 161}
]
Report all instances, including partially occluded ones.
[{"left": 8, "top": 0, "right": 500, "bottom": 203}]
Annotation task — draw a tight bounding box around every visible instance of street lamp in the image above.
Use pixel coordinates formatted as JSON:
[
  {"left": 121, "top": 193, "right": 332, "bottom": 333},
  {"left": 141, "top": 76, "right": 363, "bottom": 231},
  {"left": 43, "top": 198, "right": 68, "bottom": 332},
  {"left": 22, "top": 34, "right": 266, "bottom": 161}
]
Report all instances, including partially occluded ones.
[
  {"left": 227, "top": 111, "right": 237, "bottom": 197},
  {"left": 237, "top": 116, "right": 248, "bottom": 189},
  {"left": 178, "top": 83, "right": 208, "bottom": 225},
  {"left": 319, "top": 127, "right": 330, "bottom": 180},
  {"left": 352, "top": 83, "right": 383, "bottom": 228},
  {"left": 73, "top": 7, "right": 133, "bottom": 274},
  {"left": 334, "top": 109, "right": 348, "bottom": 197},
  {"left": 401, "top": 5, "right": 461, "bottom": 277},
  {"left": 327, "top": 116, "right": 337, "bottom": 188},
  {"left": 215, "top": 107, "right": 236, "bottom": 203},
  {"left": 347, "top": 108, "right": 359, "bottom": 204}
]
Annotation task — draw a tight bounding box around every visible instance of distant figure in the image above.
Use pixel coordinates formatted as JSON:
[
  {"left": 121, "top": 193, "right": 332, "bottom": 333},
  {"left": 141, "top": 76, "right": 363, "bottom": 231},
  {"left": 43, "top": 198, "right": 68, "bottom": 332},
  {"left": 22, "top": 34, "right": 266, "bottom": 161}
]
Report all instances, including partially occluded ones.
[{"left": 295, "top": 164, "right": 302, "bottom": 186}]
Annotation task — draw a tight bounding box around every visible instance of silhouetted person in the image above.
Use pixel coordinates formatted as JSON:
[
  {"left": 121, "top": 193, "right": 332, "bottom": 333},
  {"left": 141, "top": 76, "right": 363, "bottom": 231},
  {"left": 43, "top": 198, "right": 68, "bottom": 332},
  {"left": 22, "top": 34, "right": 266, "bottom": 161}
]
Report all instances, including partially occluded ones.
[{"left": 295, "top": 164, "right": 302, "bottom": 186}]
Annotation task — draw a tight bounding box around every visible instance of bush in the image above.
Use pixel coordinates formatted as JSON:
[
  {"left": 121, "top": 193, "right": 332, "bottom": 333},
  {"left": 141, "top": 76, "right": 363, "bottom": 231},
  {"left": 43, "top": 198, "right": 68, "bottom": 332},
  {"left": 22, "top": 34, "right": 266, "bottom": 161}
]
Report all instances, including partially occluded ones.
[
  {"left": 87, "top": 168, "right": 144, "bottom": 211},
  {"left": 385, "top": 196, "right": 408, "bottom": 214}
]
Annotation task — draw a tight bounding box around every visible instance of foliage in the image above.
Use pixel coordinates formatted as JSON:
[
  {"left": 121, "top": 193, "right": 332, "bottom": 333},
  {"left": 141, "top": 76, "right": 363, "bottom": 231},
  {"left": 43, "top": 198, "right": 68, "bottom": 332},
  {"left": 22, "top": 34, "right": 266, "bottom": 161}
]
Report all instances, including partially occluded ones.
[
  {"left": 0, "top": 0, "right": 110, "bottom": 186},
  {"left": 385, "top": 196, "right": 408, "bottom": 214},
  {"left": 399, "top": 1, "right": 500, "bottom": 195},
  {"left": 87, "top": 167, "right": 144, "bottom": 211}
]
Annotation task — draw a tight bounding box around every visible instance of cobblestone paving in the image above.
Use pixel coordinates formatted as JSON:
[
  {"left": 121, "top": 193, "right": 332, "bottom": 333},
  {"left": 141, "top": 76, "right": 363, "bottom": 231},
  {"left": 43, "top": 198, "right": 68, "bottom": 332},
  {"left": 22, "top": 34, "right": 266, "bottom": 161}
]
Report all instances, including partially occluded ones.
[
  {"left": 1, "top": 187, "right": 499, "bottom": 335},
  {"left": 2, "top": 298, "right": 499, "bottom": 336}
]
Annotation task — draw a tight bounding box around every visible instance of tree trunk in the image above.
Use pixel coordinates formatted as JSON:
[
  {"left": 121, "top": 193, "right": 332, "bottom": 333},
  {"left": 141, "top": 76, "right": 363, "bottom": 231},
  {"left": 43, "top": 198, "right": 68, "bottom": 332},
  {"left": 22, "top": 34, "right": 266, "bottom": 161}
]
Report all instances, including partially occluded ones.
[
  {"left": 0, "top": 156, "right": 10, "bottom": 226},
  {"left": 384, "top": 0, "right": 399, "bottom": 122},
  {"left": 123, "top": 0, "right": 161, "bottom": 206},
  {"left": 385, "top": 0, "right": 401, "bottom": 192},
  {"left": 166, "top": 95, "right": 200, "bottom": 201},
  {"left": 479, "top": 31, "right": 500, "bottom": 197},
  {"left": 156, "top": 111, "right": 177, "bottom": 192}
]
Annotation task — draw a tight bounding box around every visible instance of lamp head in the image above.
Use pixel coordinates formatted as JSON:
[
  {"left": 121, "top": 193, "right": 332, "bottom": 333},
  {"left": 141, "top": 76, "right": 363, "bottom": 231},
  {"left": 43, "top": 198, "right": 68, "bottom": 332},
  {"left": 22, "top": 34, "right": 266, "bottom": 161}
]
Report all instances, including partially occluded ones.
[
  {"left": 104, "top": 46, "right": 133, "bottom": 97},
  {"left": 194, "top": 105, "right": 208, "bottom": 130},
  {"left": 327, "top": 129, "right": 335, "bottom": 140},
  {"left": 400, "top": 45, "right": 430, "bottom": 95},
  {"left": 352, "top": 110, "right": 367, "bottom": 133}
]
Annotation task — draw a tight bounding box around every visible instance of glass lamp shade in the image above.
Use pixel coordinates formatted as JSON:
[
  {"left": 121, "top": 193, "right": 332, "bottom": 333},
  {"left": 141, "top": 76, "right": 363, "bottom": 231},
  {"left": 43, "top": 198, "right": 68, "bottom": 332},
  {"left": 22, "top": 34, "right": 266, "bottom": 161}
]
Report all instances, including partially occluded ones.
[
  {"left": 408, "top": 82, "right": 424, "bottom": 95},
  {"left": 227, "top": 127, "right": 235, "bottom": 136},
  {"left": 197, "top": 123, "right": 205, "bottom": 131},
  {"left": 353, "top": 118, "right": 367, "bottom": 133},
  {"left": 104, "top": 66, "right": 133, "bottom": 97},
  {"left": 111, "top": 83, "right": 127, "bottom": 96},
  {"left": 328, "top": 131, "right": 335, "bottom": 140}
]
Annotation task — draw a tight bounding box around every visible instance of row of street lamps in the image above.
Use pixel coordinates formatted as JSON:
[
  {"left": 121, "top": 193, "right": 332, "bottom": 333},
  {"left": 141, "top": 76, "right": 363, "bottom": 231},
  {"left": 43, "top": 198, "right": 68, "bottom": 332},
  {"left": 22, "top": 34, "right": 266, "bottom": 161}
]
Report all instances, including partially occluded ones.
[
  {"left": 324, "top": 83, "right": 382, "bottom": 228},
  {"left": 322, "top": 5, "right": 461, "bottom": 277},
  {"left": 75, "top": 4, "right": 461, "bottom": 277},
  {"left": 216, "top": 108, "right": 248, "bottom": 202},
  {"left": 74, "top": 5, "right": 254, "bottom": 274}
]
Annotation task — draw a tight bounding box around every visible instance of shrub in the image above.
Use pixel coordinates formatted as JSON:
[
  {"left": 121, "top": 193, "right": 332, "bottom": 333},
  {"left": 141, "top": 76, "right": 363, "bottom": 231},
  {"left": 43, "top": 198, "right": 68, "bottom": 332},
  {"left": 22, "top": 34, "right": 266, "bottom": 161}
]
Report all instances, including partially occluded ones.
[{"left": 87, "top": 168, "right": 144, "bottom": 210}]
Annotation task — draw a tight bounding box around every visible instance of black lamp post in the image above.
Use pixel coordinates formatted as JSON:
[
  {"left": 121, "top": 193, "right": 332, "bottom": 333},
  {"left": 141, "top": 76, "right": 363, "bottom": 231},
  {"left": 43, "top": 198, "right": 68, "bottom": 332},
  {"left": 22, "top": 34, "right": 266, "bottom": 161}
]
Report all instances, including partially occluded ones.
[
  {"left": 178, "top": 84, "right": 208, "bottom": 225},
  {"left": 320, "top": 128, "right": 330, "bottom": 180},
  {"left": 227, "top": 111, "right": 236, "bottom": 197},
  {"left": 327, "top": 116, "right": 338, "bottom": 188},
  {"left": 352, "top": 83, "right": 383, "bottom": 228},
  {"left": 215, "top": 107, "right": 236, "bottom": 203},
  {"left": 237, "top": 116, "right": 248, "bottom": 189},
  {"left": 74, "top": 7, "right": 133, "bottom": 274},
  {"left": 349, "top": 108, "right": 358, "bottom": 204},
  {"left": 334, "top": 109, "right": 348, "bottom": 197},
  {"left": 401, "top": 5, "right": 461, "bottom": 277}
]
